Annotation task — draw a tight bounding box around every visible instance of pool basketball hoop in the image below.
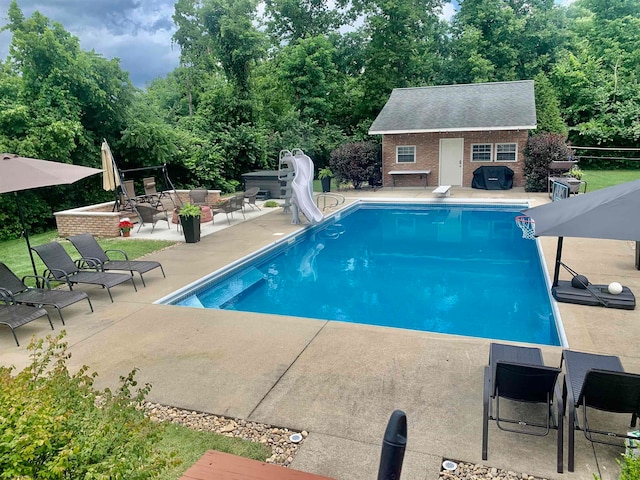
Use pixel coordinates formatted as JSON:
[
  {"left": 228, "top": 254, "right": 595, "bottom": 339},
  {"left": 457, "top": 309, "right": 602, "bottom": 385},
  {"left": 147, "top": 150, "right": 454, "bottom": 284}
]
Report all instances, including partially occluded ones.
[{"left": 515, "top": 216, "right": 536, "bottom": 240}]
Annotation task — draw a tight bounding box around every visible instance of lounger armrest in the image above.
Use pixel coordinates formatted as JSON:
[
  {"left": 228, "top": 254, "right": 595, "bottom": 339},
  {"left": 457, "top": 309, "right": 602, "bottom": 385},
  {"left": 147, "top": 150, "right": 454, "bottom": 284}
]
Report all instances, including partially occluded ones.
[
  {"left": 21, "top": 274, "right": 52, "bottom": 289},
  {"left": 44, "top": 267, "right": 74, "bottom": 284},
  {"left": 76, "top": 257, "right": 102, "bottom": 271},
  {"left": 0, "top": 287, "right": 15, "bottom": 304},
  {"left": 104, "top": 248, "right": 130, "bottom": 261}
]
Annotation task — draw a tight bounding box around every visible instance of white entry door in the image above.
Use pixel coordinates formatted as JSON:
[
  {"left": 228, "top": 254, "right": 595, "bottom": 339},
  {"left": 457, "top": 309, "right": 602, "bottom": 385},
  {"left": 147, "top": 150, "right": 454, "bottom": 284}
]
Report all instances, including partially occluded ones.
[{"left": 439, "top": 138, "right": 464, "bottom": 186}]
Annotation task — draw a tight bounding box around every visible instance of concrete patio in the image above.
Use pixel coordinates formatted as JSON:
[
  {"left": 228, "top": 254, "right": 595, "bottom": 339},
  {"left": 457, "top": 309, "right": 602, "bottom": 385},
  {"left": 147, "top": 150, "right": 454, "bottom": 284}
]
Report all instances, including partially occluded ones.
[{"left": 1, "top": 187, "right": 639, "bottom": 480}]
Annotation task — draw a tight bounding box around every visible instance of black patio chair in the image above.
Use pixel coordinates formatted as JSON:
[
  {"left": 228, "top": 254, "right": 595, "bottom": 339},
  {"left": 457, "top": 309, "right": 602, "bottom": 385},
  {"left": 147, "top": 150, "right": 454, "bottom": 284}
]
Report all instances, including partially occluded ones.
[
  {"left": 32, "top": 242, "right": 137, "bottom": 302},
  {"left": 67, "top": 234, "right": 165, "bottom": 287},
  {"left": 0, "top": 262, "right": 93, "bottom": 324},
  {"left": 133, "top": 204, "right": 170, "bottom": 235},
  {"left": 561, "top": 349, "right": 640, "bottom": 472},
  {"left": 482, "top": 342, "right": 564, "bottom": 473},
  {"left": 0, "top": 288, "right": 54, "bottom": 346},
  {"left": 243, "top": 187, "right": 261, "bottom": 211}
]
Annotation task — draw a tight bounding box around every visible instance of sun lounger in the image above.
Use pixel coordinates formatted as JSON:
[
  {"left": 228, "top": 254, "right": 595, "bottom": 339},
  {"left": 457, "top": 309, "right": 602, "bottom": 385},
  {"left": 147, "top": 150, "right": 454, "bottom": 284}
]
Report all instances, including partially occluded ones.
[
  {"left": 0, "top": 288, "right": 54, "bottom": 346},
  {"left": 483, "top": 342, "right": 563, "bottom": 473},
  {"left": 553, "top": 280, "right": 636, "bottom": 310},
  {"left": 561, "top": 350, "right": 640, "bottom": 471},
  {"left": 68, "top": 234, "right": 164, "bottom": 287},
  {"left": 32, "top": 242, "right": 137, "bottom": 302},
  {"left": 0, "top": 262, "right": 93, "bottom": 324}
]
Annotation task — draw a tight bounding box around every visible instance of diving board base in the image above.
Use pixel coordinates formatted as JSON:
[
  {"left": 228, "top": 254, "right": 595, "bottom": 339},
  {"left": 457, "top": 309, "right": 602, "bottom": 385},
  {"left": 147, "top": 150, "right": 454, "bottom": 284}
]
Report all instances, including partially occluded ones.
[{"left": 432, "top": 185, "right": 451, "bottom": 197}]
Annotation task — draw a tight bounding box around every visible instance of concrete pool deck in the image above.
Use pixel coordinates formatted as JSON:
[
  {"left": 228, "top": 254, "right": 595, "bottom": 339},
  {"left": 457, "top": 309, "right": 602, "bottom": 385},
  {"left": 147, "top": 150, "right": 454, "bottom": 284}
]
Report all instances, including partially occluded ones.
[{"left": 1, "top": 187, "right": 639, "bottom": 480}]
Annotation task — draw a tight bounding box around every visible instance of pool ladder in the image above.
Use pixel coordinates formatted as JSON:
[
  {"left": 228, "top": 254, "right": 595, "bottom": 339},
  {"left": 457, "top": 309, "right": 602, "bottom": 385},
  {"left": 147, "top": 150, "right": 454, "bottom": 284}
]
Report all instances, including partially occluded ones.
[{"left": 315, "top": 193, "right": 345, "bottom": 211}]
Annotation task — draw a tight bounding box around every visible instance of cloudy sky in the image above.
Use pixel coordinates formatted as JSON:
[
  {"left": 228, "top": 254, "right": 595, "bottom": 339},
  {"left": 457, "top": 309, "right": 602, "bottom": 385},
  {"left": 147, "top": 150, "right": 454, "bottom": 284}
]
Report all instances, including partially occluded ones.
[
  {"left": 0, "top": 1, "right": 573, "bottom": 90},
  {"left": 0, "top": 0, "right": 180, "bottom": 88}
]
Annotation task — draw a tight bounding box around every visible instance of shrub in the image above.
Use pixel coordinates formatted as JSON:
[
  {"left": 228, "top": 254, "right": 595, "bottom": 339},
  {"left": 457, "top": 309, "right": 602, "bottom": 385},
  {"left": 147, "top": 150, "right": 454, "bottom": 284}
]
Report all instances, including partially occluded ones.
[
  {"left": 524, "top": 133, "right": 575, "bottom": 192},
  {"left": 263, "top": 200, "right": 279, "bottom": 208},
  {"left": 0, "top": 332, "right": 173, "bottom": 479},
  {"left": 329, "top": 141, "right": 381, "bottom": 189},
  {"left": 619, "top": 452, "right": 640, "bottom": 480}
]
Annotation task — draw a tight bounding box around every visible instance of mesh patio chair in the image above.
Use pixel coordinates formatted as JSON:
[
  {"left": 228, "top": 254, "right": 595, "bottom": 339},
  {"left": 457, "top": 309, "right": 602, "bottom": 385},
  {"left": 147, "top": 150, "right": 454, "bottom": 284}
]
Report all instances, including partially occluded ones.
[
  {"left": 243, "top": 187, "right": 261, "bottom": 211},
  {"left": 211, "top": 194, "right": 245, "bottom": 225},
  {"left": 483, "top": 342, "right": 564, "bottom": 473},
  {"left": 0, "top": 262, "right": 93, "bottom": 324},
  {"left": 68, "top": 233, "right": 165, "bottom": 287},
  {"left": 561, "top": 349, "right": 640, "bottom": 472},
  {"left": 0, "top": 288, "right": 54, "bottom": 346},
  {"left": 133, "top": 204, "right": 171, "bottom": 235},
  {"left": 32, "top": 242, "right": 137, "bottom": 302},
  {"left": 189, "top": 189, "right": 209, "bottom": 206}
]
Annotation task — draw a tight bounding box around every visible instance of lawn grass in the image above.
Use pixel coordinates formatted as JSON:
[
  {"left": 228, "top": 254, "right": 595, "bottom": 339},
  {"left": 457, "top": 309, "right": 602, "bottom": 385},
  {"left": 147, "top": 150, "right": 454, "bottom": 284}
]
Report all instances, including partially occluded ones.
[
  {"left": 155, "top": 423, "right": 271, "bottom": 480},
  {"left": 0, "top": 231, "right": 174, "bottom": 285},
  {"left": 581, "top": 169, "right": 640, "bottom": 192}
]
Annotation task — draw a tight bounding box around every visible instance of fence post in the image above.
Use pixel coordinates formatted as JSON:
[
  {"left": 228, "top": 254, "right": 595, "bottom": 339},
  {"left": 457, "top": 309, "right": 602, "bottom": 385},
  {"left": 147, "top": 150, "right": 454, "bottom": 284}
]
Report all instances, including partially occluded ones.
[{"left": 377, "top": 410, "right": 407, "bottom": 480}]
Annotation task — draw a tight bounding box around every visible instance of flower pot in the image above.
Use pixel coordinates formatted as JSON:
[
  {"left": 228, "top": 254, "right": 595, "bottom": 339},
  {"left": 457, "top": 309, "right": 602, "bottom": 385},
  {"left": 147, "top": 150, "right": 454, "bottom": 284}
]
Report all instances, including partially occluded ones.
[
  {"left": 180, "top": 215, "right": 201, "bottom": 243},
  {"left": 321, "top": 176, "right": 332, "bottom": 193},
  {"left": 122, "top": 230, "right": 131, "bottom": 238}
]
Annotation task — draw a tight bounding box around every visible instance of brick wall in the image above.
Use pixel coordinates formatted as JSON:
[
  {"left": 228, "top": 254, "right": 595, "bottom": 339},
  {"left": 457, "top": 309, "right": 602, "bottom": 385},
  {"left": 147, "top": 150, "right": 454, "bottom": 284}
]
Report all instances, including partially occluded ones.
[
  {"left": 381, "top": 130, "right": 528, "bottom": 188},
  {"left": 53, "top": 190, "right": 222, "bottom": 238}
]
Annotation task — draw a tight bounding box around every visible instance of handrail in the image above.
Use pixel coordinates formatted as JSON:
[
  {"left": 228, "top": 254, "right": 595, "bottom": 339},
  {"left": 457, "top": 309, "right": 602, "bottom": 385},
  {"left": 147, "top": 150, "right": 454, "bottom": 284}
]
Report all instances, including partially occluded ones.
[{"left": 315, "top": 193, "right": 345, "bottom": 211}]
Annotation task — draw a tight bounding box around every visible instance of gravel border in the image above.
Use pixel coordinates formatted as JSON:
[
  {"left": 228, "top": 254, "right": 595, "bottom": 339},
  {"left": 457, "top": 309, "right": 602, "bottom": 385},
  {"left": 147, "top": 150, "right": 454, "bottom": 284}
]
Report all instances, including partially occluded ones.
[
  {"left": 143, "top": 402, "right": 305, "bottom": 467},
  {"left": 439, "top": 461, "right": 549, "bottom": 480}
]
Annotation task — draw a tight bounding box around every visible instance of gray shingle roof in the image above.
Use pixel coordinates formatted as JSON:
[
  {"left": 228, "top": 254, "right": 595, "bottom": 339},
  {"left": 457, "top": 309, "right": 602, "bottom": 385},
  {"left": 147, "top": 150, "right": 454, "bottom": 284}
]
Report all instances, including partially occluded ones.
[{"left": 368, "top": 80, "right": 537, "bottom": 134}]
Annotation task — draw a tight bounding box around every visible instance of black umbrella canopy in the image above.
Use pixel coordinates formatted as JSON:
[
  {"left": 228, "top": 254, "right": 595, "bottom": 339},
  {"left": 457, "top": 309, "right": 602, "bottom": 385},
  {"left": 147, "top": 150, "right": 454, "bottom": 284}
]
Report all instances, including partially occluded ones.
[{"left": 522, "top": 178, "right": 640, "bottom": 241}]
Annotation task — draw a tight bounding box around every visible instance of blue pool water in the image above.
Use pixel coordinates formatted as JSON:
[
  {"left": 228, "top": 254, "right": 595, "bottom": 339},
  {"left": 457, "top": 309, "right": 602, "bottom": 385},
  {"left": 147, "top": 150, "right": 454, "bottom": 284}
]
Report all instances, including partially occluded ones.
[{"left": 167, "top": 203, "right": 560, "bottom": 346}]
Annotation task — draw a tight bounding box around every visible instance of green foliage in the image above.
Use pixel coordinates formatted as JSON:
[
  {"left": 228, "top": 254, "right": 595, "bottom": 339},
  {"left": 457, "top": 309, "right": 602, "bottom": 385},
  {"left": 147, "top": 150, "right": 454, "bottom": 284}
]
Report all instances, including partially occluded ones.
[
  {"left": 534, "top": 72, "right": 568, "bottom": 136},
  {"left": 263, "top": 200, "right": 280, "bottom": 207},
  {"left": 329, "top": 141, "right": 380, "bottom": 189},
  {"left": 179, "top": 202, "right": 201, "bottom": 217},
  {"left": 618, "top": 452, "right": 640, "bottom": 480},
  {"left": 0, "top": 332, "right": 173, "bottom": 479},
  {"left": 318, "top": 167, "right": 333, "bottom": 179},
  {"left": 524, "top": 133, "right": 574, "bottom": 192}
]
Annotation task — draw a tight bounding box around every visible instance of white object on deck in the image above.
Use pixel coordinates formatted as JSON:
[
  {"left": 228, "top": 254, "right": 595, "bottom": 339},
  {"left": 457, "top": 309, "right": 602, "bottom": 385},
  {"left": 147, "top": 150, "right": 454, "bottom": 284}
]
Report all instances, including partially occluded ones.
[{"left": 432, "top": 185, "right": 451, "bottom": 197}]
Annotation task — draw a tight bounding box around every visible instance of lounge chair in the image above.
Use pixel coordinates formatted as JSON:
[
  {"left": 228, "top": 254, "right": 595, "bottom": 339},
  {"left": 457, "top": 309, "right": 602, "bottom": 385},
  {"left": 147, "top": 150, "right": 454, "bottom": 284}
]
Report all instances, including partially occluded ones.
[
  {"left": 0, "top": 262, "right": 93, "bottom": 324},
  {"left": 133, "top": 204, "right": 170, "bottom": 234},
  {"left": 553, "top": 263, "right": 636, "bottom": 310},
  {"left": 561, "top": 350, "right": 640, "bottom": 472},
  {"left": 0, "top": 288, "right": 54, "bottom": 346},
  {"left": 482, "top": 342, "right": 563, "bottom": 473},
  {"left": 142, "top": 176, "right": 167, "bottom": 207},
  {"left": 243, "top": 187, "right": 261, "bottom": 211},
  {"left": 67, "top": 234, "right": 165, "bottom": 287},
  {"left": 32, "top": 242, "right": 137, "bottom": 302}
]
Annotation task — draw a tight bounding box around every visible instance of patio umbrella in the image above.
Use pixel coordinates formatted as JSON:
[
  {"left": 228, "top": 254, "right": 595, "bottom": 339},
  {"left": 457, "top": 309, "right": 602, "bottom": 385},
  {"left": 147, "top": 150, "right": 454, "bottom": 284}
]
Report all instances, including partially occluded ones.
[
  {"left": 521, "top": 178, "right": 640, "bottom": 286},
  {"left": 101, "top": 140, "right": 121, "bottom": 191},
  {"left": 0, "top": 153, "right": 102, "bottom": 278}
]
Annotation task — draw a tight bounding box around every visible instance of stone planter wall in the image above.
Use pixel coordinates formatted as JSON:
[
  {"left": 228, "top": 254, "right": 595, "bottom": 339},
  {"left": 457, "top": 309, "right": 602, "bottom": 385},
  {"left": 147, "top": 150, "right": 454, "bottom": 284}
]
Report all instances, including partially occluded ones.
[{"left": 53, "top": 190, "right": 222, "bottom": 238}]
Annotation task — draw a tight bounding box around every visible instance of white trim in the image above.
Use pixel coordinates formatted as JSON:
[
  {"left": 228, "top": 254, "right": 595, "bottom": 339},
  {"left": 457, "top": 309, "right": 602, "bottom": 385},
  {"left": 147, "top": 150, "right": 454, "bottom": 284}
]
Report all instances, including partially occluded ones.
[
  {"left": 470, "top": 143, "right": 493, "bottom": 162},
  {"left": 495, "top": 142, "right": 518, "bottom": 162},
  {"left": 396, "top": 145, "right": 416, "bottom": 163},
  {"left": 369, "top": 125, "right": 536, "bottom": 135}
]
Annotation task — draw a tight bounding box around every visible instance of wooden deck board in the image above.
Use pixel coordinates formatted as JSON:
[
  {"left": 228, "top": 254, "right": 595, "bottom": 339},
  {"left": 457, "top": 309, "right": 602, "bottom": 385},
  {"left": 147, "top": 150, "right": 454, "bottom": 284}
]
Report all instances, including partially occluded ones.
[{"left": 179, "top": 450, "right": 335, "bottom": 480}]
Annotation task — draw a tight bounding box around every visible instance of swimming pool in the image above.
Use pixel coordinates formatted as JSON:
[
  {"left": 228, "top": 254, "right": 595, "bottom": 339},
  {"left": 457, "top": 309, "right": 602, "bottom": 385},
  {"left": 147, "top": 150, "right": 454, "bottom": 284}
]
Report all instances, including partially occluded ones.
[{"left": 160, "top": 202, "right": 563, "bottom": 346}]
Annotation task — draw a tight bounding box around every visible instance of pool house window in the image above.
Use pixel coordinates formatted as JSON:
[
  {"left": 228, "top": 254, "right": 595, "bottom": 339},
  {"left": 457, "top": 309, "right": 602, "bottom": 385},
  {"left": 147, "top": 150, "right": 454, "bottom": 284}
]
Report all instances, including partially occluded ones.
[
  {"left": 496, "top": 143, "right": 517, "bottom": 162},
  {"left": 396, "top": 146, "right": 416, "bottom": 163},
  {"left": 471, "top": 144, "right": 492, "bottom": 162}
]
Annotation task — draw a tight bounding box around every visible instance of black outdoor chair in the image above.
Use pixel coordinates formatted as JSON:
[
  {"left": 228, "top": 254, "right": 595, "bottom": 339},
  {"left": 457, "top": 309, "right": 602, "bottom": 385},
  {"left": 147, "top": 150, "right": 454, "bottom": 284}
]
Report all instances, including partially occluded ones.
[
  {"left": 67, "top": 234, "right": 165, "bottom": 287},
  {"left": 243, "top": 187, "right": 261, "bottom": 211},
  {"left": 211, "top": 194, "right": 246, "bottom": 225},
  {"left": 32, "top": 242, "right": 137, "bottom": 302},
  {"left": 0, "top": 262, "right": 93, "bottom": 324},
  {"left": 0, "top": 288, "right": 54, "bottom": 346},
  {"left": 483, "top": 342, "right": 564, "bottom": 473},
  {"left": 133, "top": 204, "right": 171, "bottom": 235},
  {"left": 561, "top": 349, "right": 640, "bottom": 472}
]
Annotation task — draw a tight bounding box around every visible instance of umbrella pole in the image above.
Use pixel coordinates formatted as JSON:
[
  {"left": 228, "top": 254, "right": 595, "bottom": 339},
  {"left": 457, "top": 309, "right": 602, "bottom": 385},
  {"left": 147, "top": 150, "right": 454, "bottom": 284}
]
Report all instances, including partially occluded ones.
[
  {"left": 552, "top": 237, "right": 564, "bottom": 287},
  {"left": 13, "top": 192, "right": 40, "bottom": 283}
]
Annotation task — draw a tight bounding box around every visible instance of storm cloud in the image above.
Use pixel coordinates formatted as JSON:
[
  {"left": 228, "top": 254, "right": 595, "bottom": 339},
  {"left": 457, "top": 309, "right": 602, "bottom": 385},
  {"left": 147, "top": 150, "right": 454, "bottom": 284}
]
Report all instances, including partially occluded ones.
[{"left": 0, "top": 0, "right": 180, "bottom": 87}]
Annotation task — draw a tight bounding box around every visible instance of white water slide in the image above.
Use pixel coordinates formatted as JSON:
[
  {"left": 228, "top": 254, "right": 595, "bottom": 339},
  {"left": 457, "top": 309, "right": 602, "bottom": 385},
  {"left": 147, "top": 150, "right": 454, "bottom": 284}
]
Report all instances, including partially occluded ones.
[{"left": 291, "top": 150, "right": 323, "bottom": 224}]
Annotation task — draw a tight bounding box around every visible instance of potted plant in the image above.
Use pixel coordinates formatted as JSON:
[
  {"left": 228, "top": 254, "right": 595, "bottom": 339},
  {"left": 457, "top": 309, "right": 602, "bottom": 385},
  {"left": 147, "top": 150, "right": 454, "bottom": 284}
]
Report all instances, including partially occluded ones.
[
  {"left": 119, "top": 219, "right": 134, "bottom": 237},
  {"left": 318, "top": 167, "right": 333, "bottom": 193},
  {"left": 178, "top": 202, "right": 201, "bottom": 243}
]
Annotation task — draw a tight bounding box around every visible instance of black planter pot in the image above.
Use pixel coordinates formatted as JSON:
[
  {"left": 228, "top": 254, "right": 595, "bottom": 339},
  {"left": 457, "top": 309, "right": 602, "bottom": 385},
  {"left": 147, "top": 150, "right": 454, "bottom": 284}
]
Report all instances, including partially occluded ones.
[
  {"left": 321, "top": 176, "right": 332, "bottom": 193},
  {"left": 180, "top": 215, "right": 201, "bottom": 243}
]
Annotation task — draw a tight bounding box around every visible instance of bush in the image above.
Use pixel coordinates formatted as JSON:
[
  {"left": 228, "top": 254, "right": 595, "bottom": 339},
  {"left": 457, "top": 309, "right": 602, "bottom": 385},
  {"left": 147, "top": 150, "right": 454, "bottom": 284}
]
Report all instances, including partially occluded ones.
[
  {"left": 0, "top": 332, "right": 173, "bottom": 479},
  {"left": 524, "top": 134, "right": 575, "bottom": 192},
  {"left": 329, "top": 141, "right": 381, "bottom": 189}
]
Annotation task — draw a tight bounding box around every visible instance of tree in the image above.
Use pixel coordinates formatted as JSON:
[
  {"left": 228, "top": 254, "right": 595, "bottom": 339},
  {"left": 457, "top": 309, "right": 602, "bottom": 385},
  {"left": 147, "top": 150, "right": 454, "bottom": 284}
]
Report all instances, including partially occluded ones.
[
  {"left": 524, "top": 133, "right": 573, "bottom": 192},
  {"left": 330, "top": 141, "right": 381, "bottom": 188},
  {"left": 533, "top": 72, "right": 567, "bottom": 136}
]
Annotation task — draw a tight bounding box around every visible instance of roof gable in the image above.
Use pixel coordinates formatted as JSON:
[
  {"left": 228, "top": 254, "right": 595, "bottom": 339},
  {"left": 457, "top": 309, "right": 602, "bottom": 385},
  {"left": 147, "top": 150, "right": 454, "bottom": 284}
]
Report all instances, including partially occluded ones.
[{"left": 368, "top": 80, "right": 537, "bottom": 135}]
